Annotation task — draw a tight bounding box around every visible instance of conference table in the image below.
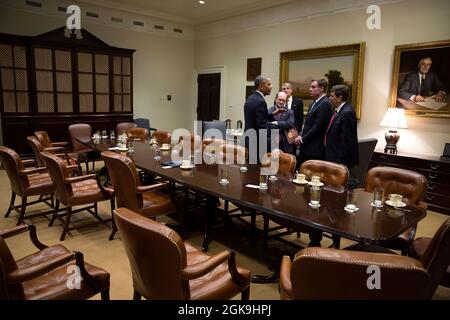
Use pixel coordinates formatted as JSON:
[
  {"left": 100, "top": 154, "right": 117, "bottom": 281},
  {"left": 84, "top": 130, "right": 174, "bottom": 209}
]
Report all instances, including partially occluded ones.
[{"left": 79, "top": 138, "right": 427, "bottom": 253}]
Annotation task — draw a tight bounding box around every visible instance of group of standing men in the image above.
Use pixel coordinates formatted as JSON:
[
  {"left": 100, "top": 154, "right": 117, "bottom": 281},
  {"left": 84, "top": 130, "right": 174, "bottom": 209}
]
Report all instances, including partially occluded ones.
[{"left": 244, "top": 76, "right": 358, "bottom": 171}]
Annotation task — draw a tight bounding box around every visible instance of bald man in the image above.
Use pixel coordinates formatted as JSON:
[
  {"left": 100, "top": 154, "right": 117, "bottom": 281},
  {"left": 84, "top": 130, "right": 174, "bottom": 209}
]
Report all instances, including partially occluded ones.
[{"left": 268, "top": 91, "right": 295, "bottom": 154}]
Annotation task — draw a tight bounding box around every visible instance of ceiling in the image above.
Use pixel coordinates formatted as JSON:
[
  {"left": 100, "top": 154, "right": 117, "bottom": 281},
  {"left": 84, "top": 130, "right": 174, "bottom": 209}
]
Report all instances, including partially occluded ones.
[{"left": 78, "top": 0, "right": 297, "bottom": 25}]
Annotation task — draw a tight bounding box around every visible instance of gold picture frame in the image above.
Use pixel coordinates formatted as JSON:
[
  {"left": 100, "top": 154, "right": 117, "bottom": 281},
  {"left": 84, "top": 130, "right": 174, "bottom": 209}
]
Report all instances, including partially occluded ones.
[
  {"left": 389, "top": 39, "right": 450, "bottom": 118},
  {"left": 280, "top": 43, "right": 365, "bottom": 119}
]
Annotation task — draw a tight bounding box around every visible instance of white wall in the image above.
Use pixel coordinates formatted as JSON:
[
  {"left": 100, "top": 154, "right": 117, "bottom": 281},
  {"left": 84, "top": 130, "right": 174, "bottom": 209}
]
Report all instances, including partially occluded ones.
[
  {"left": 0, "top": 7, "right": 195, "bottom": 132},
  {"left": 194, "top": 0, "right": 450, "bottom": 157}
]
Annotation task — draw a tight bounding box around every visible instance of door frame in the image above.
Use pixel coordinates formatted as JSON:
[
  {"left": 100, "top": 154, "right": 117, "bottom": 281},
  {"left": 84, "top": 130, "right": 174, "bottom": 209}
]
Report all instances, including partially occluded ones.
[{"left": 193, "top": 66, "right": 226, "bottom": 125}]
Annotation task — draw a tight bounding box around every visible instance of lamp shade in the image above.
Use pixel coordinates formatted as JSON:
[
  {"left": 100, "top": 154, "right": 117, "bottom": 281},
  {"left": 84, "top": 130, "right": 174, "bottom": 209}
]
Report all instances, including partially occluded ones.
[{"left": 380, "top": 108, "right": 408, "bottom": 129}]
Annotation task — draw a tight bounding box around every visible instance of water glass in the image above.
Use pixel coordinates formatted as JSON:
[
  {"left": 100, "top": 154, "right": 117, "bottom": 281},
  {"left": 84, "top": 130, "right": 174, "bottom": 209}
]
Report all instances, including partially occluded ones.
[
  {"left": 154, "top": 148, "right": 161, "bottom": 161},
  {"left": 220, "top": 167, "right": 229, "bottom": 185},
  {"left": 259, "top": 172, "right": 268, "bottom": 190},
  {"left": 345, "top": 189, "right": 358, "bottom": 211},
  {"left": 309, "top": 185, "right": 321, "bottom": 207},
  {"left": 373, "top": 187, "right": 384, "bottom": 207},
  {"left": 127, "top": 141, "right": 135, "bottom": 154}
]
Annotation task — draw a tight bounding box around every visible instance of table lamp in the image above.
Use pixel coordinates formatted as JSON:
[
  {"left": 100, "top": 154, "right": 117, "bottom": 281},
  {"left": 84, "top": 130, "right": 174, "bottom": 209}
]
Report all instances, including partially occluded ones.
[{"left": 379, "top": 108, "right": 408, "bottom": 154}]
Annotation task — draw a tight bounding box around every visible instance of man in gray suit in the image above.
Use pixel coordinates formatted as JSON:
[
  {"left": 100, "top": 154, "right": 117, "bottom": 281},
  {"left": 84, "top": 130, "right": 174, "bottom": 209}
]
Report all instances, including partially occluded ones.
[
  {"left": 398, "top": 57, "right": 446, "bottom": 103},
  {"left": 268, "top": 91, "right": 295, "bottom": 154}
]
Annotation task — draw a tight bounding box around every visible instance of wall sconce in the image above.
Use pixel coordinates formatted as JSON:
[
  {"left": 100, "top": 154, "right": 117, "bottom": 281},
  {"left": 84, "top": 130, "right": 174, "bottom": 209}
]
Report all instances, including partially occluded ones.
[{"left": 379, "top": 108, "right": 408, "bottom": 154}]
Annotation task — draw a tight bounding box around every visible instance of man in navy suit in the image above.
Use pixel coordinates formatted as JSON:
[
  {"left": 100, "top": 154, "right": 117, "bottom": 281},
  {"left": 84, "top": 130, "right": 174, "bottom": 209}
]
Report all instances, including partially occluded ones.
[
  {"left": 294, "top": 79, "right": 333, "bottom": 168},
  {"left": 398, "top": 57, "right": 447, "bottom": 103},
  {"left": 244, "top": 75, "right": 272, "bottom": 163},
  {"left": 281, "top": 82, "right": 304, "bottom": 132},
  {"left": 324, "top": 85, "right": 359, "bottom": 169}
]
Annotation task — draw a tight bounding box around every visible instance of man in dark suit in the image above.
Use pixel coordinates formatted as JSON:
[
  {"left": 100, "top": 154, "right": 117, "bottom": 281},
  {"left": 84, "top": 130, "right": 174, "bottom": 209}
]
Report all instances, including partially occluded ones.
[
  {"left": 294, "top": 79, "right": 333, "bottom": 168},
  {"left": 398, "top": 57, "right": 447, "bottom": 103},
  {"left": 281, "top": 82, "right": 304, "bottom": 132},
  {"left": 268, "top": 91, "right": 295, "bottom": 154},
  {"left": 244, "top": 75, "right": 272, "bottom": 163},
  {"left": 324, "top": 85, "right": 358, "bottom": 169}
]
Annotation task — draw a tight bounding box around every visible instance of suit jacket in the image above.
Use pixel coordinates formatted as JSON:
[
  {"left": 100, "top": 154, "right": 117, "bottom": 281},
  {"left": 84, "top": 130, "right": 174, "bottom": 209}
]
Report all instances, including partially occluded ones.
[
  {"left": 289, "top": 96, "right": 304, "bottom": 133},
  {"left": 324, "top": 102, "right": 359, "bottom": 168},
  {"left": 268, "top": 105, "right": 295, "bottom": 153},
  {"left": 244, "top": 91, "right": 269, "bottom": 161},
  {"left": 300, "top": 95, "right": 333, "bottom": 158},
  {"left": 398, "top": 71, "right": 446, "bottom": 100}
]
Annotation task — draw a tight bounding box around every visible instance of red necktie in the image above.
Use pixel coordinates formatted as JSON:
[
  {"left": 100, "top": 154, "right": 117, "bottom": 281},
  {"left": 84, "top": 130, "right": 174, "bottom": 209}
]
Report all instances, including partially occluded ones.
[{"left": 324, "top": 111, "right": 337, "bottom": 146}]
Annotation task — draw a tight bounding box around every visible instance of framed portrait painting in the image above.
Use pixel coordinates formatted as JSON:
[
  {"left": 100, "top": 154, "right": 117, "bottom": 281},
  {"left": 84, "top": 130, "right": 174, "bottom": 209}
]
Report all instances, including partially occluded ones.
[
  {"left": 389, "top": 39, "right": 450, "bottom": 118},
  {"left": 280, "top": 43, "right": 365, "bottom": 119}
]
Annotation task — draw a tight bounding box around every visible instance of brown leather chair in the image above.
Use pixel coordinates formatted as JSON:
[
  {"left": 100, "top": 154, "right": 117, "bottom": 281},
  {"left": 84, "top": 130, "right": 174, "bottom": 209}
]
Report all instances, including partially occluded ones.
[
  {"left": 114, "top": 207, "right": 251, "bottom": 300},
  {"left": 68, "top": 123, "right": 101, "bottom": 173},
  {"left": 217, "top": 143, "right": 248, "bottom": 164},
  {"left": 41, "top": 152, "right": 115, "bottom": 241},
  {"left": 0, "top": 146, "right": 55, "bottom": 225},
  {"left": 365, "top": 166, "right": 428, "bottom": 255},
  {"left": 279, "top": 247, "right": 432, "bottom": 300},
  {"left": 116, "top": 122, "right": 137, "bottom": 135},
  {"left": 127, "top": 127, "right": 149, "bottom": 142},
  {"left": 101, "top": 151, "right": 177, "bottom": 240},
  {"left": 0, "top": 224, "right": 110, "bottom": 300},
  {"left": 151, "top": 130, "right": 172, "bottom": 145},
  {"left": 411, "top": 218, "right": 450, "bottom": 289},
  {"left": 34, "top": 130, "right": 68, "bottom": 152},
  {"left": 300, "top": 159, "right": 349, "bottom": 189}
]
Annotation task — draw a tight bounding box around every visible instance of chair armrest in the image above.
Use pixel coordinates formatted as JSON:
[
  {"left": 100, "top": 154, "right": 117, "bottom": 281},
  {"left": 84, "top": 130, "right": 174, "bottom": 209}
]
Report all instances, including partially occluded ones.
[
  {"left": 22, "top": 159, "right": 36, "bottom": 167},
  {"left": 418, "top": 201, "right": 427, "bottom": 210},
  {"left": 65, "top": 174, "right": 96, "bottom": 184},
  {"left": 51, "top": 142, "right": 68, "bottom": 147},
  {"left": 7, "top": 252, "right": 75, "bottom": 284},
  {"left": 136, "top": 182, "right": 168, "bottom": 194},
  {"left": 279, "top": 255, "right": 293, "bottom": 299},
  {"left": 182, "top": 250, "right": 230, "bottom": 280},
  {"left": 19, "top": 167, "right": 47, "bottom": 176},
  {"left": 44, "top": 146, "right": 65, "bottom": 152},
  {"left": 0, "top": 224, "right": 47, "bottom": 250}
]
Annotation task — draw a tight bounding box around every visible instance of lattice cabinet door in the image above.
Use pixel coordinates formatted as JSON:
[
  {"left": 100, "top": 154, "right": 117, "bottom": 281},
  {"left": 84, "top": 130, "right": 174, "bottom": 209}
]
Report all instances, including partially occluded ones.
[
  {"left": 113, "top": 55, "right": 132, "bottom": 112},
  {"left": 0, "top": 43, "right": 30, "bottom": 113}
]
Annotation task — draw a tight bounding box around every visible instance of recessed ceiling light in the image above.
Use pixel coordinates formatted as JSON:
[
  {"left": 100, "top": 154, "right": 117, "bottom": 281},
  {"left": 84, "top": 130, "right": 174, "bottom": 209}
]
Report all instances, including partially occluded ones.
[{"left": 198, "top": 0, "right": 206, "bottom": 4}]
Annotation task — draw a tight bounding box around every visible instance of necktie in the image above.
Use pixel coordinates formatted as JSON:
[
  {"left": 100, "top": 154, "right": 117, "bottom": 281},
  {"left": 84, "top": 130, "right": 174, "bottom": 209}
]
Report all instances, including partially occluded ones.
[
  {"left": 324, "top": 111, "right": 337, "bottom": 146},
  {"left": 420, "top": 75, "right": 427, "bottom": 96}
]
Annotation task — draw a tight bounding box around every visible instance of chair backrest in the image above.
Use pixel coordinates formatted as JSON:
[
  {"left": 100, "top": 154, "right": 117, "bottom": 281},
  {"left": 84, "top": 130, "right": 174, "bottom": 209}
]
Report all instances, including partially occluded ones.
[
  {"left": 27, "top": 136, "right": 45, "bottom": 167},
  {"left": 262, "top": 152, "right": 296, "bottom": 176},
  {"left": 217, "top": 144, "right": 248, "bottom": 164},
  {"left": 101, "top": 151, "right": 141, "bottom": 212},
  {"left": 34, "top": 131, "right": 52, "bottom": 148},
  {"left": 116, "top": 122, "right": 137, "bottom": 135},
  {"left": 417, "top": 218, "right": 450, "bottom": 298},
  {"left": 151, "top": 130, "right": 172, "bottom": 145},
  {"left": 288, "top": 247, "right": 430, "bottom": 299},
  {"left": 203, "top": 121, "right": 226, "bottom": 141},
  {"left": 127, "top": 127, "right": 149, "bottom": 142},
  {"left": 113, "top": 207, "right": 189, "bottom": 299},
  {"left": 0, "top": 236, "right": 23, "bottom": 299},
  {"left": 0, "top": 146, "right": 29, "bottom": 196},
  {"left": 134, "top": 118, "right": 151, "bottom": 130},
  {"left": 349, "top": 138, "right": 378, "bottom": 187},
  {"left": 40, "top": 151, "right": 72, "bottom": 205},
  {"left": 365, "top": 166, "right": 427, "bottom": 205},
  {"left": 300, "top": 160, "right": 349, "bottom": 187},
  {"left": 68, "top": 123, "right": 92, "bottom": 153}
]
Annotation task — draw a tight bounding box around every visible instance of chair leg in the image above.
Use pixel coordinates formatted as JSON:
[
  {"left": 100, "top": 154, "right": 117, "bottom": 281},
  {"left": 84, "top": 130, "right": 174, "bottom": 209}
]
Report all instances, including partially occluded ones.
[
  {"left": 49, "top": 200, "right": 60, "bottom": 226},
  {"left": 16, "top": 196, "right": 27, "bottom": 225},
  {"left": 241, "top": 287, "right": 250, "bottom": 300},
  {"left": 5, "top": 192, "right": 16, "bottom": 217},
  {"left": 133, "top": 289, "right": 142, "bottom": 300},
  {"left": 332, "top": 234, "right": 341, "bottom": 249},
  {"left": 60, "top": 206, "right": 72, "bottom": 241},
  {"left": 101, "top": 288, "right": 110, "bottom": 300},
  {"left": 262, "top": 216, "right": 269, "bottom": 251},
  {"left": 109, "top": 199, "right": 117, "bottom": 241}
]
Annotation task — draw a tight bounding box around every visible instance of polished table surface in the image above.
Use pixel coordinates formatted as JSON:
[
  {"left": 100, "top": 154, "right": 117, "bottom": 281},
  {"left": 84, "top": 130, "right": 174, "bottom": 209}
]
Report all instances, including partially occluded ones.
[{"left": 82, "top": 139, "right": 427, "bottom": 245}]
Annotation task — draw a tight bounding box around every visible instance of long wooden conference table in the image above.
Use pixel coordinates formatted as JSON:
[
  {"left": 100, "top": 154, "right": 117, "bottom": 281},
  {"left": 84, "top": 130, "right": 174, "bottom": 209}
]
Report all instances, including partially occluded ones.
[{"left": 79, "top": 138, "right": 427, "bottom": 254}]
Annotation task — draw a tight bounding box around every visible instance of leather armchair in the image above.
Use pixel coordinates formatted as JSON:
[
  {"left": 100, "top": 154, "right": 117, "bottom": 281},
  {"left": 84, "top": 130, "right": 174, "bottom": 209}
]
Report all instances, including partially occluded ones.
[
  {"left": 0, "top": 224, "right": 110, "bottom": 300},
  {"left": 279, "top": 247, "right": 431, "bottom": 300},
  {"left": 68, "top": 123, "right": 102, "bottom": 173},
  {"left": 34, "top": 130, "right": 68, "bottom": 152},
  {"left": 411, "top": 218, "right": 450, "bottom": 289},
  {"left": 300, "top": 159, "right": 349, "bottom": 190},
  {"left": 41, "top": 152, "right": 115, "bottom": 241},
  {"left": 365, "top": 166, "right": 428, "bottom": 255},
  {"left": 127, "top": 127, "right": 149, "bottom": 142},
  {"left": 101, "top": 151, "right": 177, "bottom": 240},
  {"left": 0, "top": 146, "right": 55, "bottom": 225},
  {"left": 151, "top": 130, "right": 172, "bottom": 145},
  {"left": 116, "top": 122, "right": 137, "bottom": 135},
  {"left": 114, "top": 207, "right": 251, "bottom": 300}
]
